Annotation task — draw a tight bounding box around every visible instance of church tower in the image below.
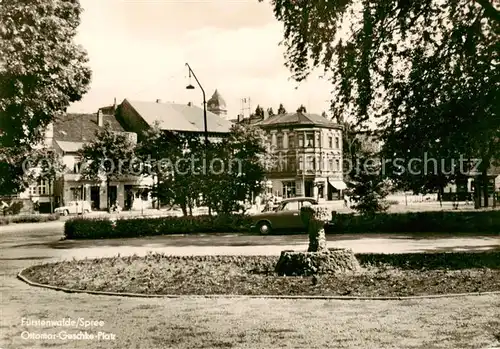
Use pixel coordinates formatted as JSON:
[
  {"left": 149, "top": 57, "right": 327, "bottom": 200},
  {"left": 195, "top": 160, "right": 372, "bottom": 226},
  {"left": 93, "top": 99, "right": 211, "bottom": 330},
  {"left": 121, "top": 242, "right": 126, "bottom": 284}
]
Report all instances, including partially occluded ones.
[{"left": 207, "top": 89, "right": 227, "bottom": 118}]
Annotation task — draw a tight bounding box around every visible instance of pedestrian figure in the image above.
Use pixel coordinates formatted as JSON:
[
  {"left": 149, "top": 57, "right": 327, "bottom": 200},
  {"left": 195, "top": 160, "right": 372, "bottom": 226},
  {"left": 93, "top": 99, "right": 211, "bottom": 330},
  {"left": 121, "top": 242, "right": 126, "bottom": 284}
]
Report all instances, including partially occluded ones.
[
  {"left": 254, "top": 194, "right": 262, "bottom": 213},
  {"left": 453, "top": 194, "right": 459, "bottom": 210}
]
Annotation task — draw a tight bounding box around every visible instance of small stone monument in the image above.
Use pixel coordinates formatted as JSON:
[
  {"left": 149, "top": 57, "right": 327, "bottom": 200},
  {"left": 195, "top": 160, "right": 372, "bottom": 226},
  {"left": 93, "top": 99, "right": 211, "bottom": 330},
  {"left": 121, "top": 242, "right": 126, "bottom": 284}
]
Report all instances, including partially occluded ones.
[{"left": 275, "top": 205, "right": 361, "bottom": 276}]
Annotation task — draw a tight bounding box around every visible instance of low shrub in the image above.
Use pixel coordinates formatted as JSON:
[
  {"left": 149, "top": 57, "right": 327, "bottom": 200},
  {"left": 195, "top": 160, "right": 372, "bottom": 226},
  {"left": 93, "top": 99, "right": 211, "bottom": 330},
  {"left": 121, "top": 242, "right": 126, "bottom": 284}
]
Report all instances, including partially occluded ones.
[
  {"left": 326, "top": 210, "right": 500, "bottom": 233},
  {"left": 64, "top": 214, "right": 252, "bottom": 239},
  {"left": 356, "top": 251, "right": 500, "bottom": 270},
  {"left": 0, "top": 214, "right": 60, "bottom": 225}
]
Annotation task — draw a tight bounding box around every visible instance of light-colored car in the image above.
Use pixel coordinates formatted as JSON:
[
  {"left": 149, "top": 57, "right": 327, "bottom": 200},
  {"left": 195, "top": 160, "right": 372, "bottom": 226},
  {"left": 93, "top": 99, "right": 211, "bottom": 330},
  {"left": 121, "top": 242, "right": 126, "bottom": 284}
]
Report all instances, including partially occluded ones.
[
  {"left": 250, "top": 197, "right": 318, "bottom": 235},
  {"left": 54, "top": 201, "right": 92, "bottom": 216}
]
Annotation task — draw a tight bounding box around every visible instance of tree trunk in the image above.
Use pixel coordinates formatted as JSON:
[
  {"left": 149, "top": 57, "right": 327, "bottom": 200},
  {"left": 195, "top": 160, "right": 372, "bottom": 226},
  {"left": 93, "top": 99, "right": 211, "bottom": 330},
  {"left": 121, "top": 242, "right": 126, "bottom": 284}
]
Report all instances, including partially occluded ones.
[
  {"left": 438, "top": 185, "right": 444, "bottom": 208},
  {"left": 49, "top": 179, "right": 53, "bottom": 213},
  {"left": 474, "top": 178, "right": 481, "bottom": 209},
  {"left": 106, "top": 178, "right": 110, "bottom": 210},
  {"left": 180, "top": 202, "right": 188, "bottom": 216},
  {"left": 482, "top": 176, "right": 489, "bottom": 208}
]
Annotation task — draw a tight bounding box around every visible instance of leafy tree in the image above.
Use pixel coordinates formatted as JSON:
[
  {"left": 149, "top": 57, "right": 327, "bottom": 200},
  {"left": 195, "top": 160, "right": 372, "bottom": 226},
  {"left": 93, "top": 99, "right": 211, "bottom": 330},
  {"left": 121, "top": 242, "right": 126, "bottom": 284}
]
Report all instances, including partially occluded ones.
[
  {"left": 79, "top": 123, "right": 136, "bottom": 210},
  {"left": 264, "top": 0, "right": 499, "bottom": 208},
  {"left": 347, "top": 156, "right": 391, "bottom": 216},
  {"left": 296, "top": 104, "right": 307, "bottom": 113},
  {"left": 277, "top": 103, "right": 287, "bottom": 115},
  {"left": 0, "top": 0, "right": 91, "bottom": 195},
  {"left": 321, "top": 111, "right": 327, "bottom": 118},
  {"left": 267, "top": 107, "right": 275, "bottom": 117},
  {"left": 202, "top": 124, "right": 275, "bottom": 214},
  {"left": 254, "top": 105, "right": 264, "bottom": 117},
  {"left": 138, "top": 124, "right": 203, "bottom": 216}
]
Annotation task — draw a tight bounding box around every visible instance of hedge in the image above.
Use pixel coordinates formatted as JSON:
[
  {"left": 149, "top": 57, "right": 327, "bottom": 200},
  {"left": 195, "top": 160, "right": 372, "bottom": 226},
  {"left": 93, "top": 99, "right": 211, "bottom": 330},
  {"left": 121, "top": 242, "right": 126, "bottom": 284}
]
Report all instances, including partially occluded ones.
[
  {"left": 326, "top": 210, "right": 500, "bottom": 234},
  {"left": 64, "top": 214, "right": 252, "bottom": 239},
  {"left": 0, "top": 214, "right": 60, "bottom": 226},
  {"left": 356, "top": 251, "right": 500, "bottom": 270}
]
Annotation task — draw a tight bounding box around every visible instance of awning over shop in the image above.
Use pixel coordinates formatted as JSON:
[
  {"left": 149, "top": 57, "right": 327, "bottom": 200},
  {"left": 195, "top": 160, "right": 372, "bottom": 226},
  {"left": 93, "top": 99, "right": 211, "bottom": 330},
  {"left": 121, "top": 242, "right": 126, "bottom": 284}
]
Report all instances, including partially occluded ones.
[{"left": 328, "top": 178, "right": 347, "bottom": 190}]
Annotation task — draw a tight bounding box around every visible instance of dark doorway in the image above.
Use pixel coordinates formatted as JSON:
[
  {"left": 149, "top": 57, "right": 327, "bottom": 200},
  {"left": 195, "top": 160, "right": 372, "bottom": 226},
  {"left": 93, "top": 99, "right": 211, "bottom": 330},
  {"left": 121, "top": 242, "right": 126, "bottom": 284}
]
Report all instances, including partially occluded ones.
[
  {"left": 90, "top": 186, "right": 100, "bottom": 210},
  {"left": 108, "top": 186, "right": 117, "bottom": 206},
  {"left": 304, "top": 180, "right": 314, "bottom": 197},
  {"left": 124, "top": 185, "right": 134, "bottom": 210}
]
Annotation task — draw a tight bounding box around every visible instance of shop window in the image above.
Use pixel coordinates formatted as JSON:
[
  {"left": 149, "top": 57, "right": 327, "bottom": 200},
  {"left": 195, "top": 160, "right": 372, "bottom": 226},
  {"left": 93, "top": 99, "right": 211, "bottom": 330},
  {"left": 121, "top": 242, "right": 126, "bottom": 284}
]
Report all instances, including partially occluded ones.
[{"left": 282, "top": 181, "right": 296, "bottom": 198}]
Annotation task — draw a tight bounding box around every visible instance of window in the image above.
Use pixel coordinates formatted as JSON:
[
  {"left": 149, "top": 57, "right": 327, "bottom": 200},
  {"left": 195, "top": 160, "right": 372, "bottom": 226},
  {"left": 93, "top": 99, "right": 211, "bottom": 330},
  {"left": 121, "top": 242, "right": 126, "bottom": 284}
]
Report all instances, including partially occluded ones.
[
  {"left": 328, "top": 158, "right": 334, "bottom": 171},
  {"left": 282, "top": 201, "right": 299, "bottom": 211},
  {"left": 299, "top": 156, "right": 304, "bottom": 170},
  {"left": 282, "top": 181, "right": 296, "bottom": 198},
  {"left": 335, "top": 137, "right": 340, "bottom": 149},
  {"left": 73, "top": 161, "right": 81, "bottom": 174},
  {"left": 306, "top": 133, "right": 314, "bottom": 147},
  {"left": 335, "top": 159, "right": 340, "bottom": 171},
  {"left": 301, "top": 200, "right": 313, "bottom": 208},
  {"left": 277, "top": 135, "right": 283, "bottom": 149},
  {"left": 328, "top": 137, "right": 333, "bottom": 148},
  {"left": 288, "top": 156, "right": 296, "bottom": 171},
  {"left": 298, "top": 135, "right": 304, "bottom": 147},
  {"left": 288, "top": 134, "right": 295, "bottom": 148},
  {"left": 29, "top": 185, "right": 37, "bottom": 196},
  {"left": 306, "top": 156, "right": 315, "bottom": 171}
]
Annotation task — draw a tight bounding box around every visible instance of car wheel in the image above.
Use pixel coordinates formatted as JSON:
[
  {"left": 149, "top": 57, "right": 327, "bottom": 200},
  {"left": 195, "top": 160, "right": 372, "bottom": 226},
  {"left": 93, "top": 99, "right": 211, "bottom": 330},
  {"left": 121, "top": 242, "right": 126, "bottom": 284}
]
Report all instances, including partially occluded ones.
[
  {"left": 257, "top": 221, "right": 272, "bottom": 235},
  {"left": 63, "top": 210, "right": 69, "bottom": 216},
  {"left": 84, "top": 209, "right": 90, "bottom": 213}
]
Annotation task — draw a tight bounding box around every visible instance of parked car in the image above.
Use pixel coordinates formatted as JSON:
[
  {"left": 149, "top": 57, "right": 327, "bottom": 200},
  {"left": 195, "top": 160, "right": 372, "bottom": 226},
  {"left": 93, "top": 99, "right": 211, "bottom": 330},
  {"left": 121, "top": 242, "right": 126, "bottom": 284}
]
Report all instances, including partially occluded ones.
[
  {"left": 54, "top": 201, "right": 92, "bottom": 216},
  {"left": 250, "top": 197, "right": 318, "bottom": 235}
]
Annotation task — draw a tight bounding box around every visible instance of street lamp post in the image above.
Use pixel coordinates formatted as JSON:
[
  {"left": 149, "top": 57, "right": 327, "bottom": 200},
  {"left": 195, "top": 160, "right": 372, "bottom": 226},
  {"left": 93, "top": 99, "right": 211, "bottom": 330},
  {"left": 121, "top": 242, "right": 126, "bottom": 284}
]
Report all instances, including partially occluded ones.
[{"left": 185, "top": 63, "right": 208, "bottom": 145}]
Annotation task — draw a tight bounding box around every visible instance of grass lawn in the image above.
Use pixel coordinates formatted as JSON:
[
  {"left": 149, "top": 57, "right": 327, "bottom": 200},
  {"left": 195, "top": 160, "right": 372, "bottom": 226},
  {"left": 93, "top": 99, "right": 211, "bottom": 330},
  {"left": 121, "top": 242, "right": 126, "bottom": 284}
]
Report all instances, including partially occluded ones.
[{"left": 1, "top": 257, "right": 499, "bottom": 348}]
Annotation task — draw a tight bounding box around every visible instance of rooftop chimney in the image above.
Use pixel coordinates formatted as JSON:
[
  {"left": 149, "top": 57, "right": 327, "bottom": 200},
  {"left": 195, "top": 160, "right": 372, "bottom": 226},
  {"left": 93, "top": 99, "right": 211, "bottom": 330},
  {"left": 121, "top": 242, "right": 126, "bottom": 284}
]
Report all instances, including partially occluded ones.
[
  {"left": 156, "top": 99, "right": 162, "bottom": 103},
  {"left": 97, "top": 110, "right": 103, "bottom": 127},
  {"left": 187, "top": 102, "right": 192, "bottom": 107},
  {"left": 113, "top": 97, "right": 117, "bottom": 112}
]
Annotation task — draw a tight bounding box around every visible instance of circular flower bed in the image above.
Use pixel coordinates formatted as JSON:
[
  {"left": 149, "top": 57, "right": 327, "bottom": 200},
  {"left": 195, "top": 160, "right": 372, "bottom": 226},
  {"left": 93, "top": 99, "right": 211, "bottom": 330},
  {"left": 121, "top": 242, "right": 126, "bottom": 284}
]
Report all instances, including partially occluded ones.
[{"left": 19, "top": 253, "right": 500, "bottom": 297}]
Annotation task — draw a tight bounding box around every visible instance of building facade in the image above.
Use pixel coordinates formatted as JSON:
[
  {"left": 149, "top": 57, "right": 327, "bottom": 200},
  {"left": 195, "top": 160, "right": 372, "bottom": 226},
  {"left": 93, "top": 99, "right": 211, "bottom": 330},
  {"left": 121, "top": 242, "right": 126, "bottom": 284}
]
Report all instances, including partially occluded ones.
[
  {"left": 251, "top": 111, "right": 345, "bottom": 201},
  {"left": 15, "top": 91, "right": 233, "bottom": 212}
]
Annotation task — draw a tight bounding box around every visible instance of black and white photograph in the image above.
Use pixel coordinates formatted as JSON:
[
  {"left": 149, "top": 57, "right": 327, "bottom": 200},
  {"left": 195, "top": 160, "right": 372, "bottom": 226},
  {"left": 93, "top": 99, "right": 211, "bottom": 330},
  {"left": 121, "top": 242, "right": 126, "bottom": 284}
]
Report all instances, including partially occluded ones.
[{"left": 0, "top": 0, "right": 499, "bottom": 348}]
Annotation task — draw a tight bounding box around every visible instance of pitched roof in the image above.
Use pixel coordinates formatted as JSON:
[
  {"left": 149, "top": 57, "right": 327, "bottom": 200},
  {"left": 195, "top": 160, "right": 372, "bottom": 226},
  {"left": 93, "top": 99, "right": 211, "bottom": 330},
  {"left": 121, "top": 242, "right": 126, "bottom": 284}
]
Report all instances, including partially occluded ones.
[
  {"left": 125, "top": 99, "right": 232, "bottom": 134},
  {"left": 256, "top": 111, "right": 339, "bottom": 128},
  {"left": 52, "top": 113, "right": 125, "bottom": 142},
  {"left": 54, "top": 140, "right": 85, "bottom": 153}
]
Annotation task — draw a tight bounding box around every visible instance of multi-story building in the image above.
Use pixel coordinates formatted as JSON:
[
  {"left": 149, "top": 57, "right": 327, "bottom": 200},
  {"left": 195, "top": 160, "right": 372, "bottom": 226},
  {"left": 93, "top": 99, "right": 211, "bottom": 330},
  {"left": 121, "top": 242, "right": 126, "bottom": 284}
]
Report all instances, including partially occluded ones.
[
  {"left": 14, "top": 91, "right": 233, "bottom": 212},
  {"left": 252, "top": 110, "right": 345, "bottom": 201}
]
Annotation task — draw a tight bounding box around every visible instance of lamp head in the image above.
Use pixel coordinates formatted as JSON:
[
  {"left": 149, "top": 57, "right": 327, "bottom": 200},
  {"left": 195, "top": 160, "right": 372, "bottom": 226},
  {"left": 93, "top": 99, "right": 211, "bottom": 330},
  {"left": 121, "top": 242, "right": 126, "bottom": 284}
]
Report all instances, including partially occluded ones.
[{"left": 186, "top": 84, "right": 195, "bottom": 90}]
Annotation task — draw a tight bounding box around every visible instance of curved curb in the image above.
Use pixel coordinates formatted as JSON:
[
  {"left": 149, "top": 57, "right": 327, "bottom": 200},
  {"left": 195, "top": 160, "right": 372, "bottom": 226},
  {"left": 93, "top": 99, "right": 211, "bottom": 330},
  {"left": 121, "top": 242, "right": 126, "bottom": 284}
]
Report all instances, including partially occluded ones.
[{"left": 17, "top": 269, "right": 500, "bottom": 301}]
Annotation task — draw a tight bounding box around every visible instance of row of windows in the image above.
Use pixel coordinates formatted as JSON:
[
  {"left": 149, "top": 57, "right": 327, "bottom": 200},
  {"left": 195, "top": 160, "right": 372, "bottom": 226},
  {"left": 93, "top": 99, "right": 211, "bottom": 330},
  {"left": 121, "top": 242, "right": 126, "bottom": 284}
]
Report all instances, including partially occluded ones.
[
  {"left": 271, "top": 157, "right": 341, "bottom": 172},
  {"left": 269, "top": 132, "right": 340, "bottom": 149},
  {"left": 28, "top": 180, "right": 49, "bottom": 196}
]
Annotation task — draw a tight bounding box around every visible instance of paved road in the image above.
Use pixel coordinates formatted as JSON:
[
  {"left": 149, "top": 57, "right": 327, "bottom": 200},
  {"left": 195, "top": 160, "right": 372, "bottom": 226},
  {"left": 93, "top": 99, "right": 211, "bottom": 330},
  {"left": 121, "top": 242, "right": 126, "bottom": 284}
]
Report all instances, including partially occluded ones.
[{"left": 0, "top": 221, "right": 498, "bottom": 262}]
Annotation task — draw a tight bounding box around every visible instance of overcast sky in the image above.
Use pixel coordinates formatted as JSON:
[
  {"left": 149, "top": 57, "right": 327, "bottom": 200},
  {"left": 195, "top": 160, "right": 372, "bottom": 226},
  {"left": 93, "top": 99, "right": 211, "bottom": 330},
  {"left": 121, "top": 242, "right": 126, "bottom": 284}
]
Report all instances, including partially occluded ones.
[{"left": 68, "top": 0, "right": 334, "bottom": 118}]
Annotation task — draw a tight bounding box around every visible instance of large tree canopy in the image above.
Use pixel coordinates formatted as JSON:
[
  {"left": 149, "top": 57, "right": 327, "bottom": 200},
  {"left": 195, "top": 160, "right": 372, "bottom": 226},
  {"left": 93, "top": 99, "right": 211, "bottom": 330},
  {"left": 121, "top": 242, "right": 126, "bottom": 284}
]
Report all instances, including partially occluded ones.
[
  {"left": 265, "top": 0, "right": 499, "bottom": 198},
  {"left": 0, "top": 0, "right": 91, "bottom": 194}
]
